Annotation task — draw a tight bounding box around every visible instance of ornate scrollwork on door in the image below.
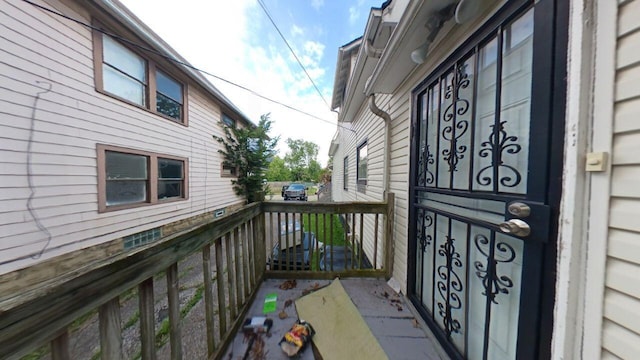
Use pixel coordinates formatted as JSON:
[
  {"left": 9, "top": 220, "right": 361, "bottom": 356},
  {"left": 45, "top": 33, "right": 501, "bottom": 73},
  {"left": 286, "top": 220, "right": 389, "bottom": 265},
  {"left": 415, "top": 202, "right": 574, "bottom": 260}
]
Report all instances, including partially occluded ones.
[
  {"left": 476, "top": 120, "right": 522, "bottom": 189},
  {"left": 441, "top": 64, "right": 471, "bottom": 173},
  {"left": 417, "top": 211, "right": 434, "bottom": 252},
  {"left": 473, "top": 234, "right": 516, "bottom": 304},
  {"left": 436, "top": 236, "right": 463, "bottom": 336}
]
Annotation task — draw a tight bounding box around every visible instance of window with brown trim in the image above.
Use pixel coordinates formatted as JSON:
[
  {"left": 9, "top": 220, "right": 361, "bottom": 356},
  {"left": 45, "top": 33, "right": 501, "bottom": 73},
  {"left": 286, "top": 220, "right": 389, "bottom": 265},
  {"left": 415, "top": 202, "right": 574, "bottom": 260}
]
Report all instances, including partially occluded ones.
[
  {"left": 97, "top": 144, "right": 188, "bottom": 212},
  {"left": 221, "top": 164, "right": 238, "bottom": 177},
  {"left": 222, "top": 113, "right": 236, "bottom": 128},
  {"left": 93, "top": 30, "right": 188, "bottom": 124}
]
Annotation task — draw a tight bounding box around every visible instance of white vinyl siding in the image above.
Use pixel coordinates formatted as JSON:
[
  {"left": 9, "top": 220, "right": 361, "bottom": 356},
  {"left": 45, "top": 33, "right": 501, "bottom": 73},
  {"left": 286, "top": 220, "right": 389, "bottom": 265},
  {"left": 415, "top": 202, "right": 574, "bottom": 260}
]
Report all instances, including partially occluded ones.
[
  {"left": 0, "top": 0, "right": 243, "bottom": 274},
  {"left": 601, "top": 0, "right": 640, "bottom": 357}
]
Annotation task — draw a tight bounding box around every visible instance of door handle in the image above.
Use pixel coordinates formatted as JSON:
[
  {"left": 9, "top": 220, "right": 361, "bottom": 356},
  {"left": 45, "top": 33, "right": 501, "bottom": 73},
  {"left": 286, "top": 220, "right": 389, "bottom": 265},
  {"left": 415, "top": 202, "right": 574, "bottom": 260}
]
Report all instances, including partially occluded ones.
[{"left": 499, "top": 219, "right": 531, "bottom": 237}]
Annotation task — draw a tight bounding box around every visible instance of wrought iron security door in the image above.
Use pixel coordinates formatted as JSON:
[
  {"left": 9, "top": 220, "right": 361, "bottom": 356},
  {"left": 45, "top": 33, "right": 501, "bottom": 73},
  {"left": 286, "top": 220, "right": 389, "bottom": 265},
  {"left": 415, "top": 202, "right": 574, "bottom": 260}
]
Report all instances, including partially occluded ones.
[{"left": 408, "top": 2, "right": 563, "bottom": 359}]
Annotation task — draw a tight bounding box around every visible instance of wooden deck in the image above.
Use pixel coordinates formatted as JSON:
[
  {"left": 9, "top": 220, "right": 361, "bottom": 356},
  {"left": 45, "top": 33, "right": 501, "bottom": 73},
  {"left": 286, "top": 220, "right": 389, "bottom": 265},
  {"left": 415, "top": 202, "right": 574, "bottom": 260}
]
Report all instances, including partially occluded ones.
[{"left": 224, "top": 278, "right": 447, "bottom": 360}]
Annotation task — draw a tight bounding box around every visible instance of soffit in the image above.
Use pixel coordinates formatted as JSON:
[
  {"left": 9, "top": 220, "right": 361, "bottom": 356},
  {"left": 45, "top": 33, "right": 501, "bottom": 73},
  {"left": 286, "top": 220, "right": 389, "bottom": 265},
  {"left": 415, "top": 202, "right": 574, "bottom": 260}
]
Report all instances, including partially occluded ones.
[{"left": 365, "top": 0, "right": 459, "bottom": 95}]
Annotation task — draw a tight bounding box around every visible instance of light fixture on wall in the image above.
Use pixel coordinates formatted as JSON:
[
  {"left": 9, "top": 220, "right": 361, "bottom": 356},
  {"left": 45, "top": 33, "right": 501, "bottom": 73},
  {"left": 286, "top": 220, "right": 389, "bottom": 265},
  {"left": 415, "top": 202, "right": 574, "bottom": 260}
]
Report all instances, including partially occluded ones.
[
  {"left": 410, "top": 3, "right": 457, "bottom": 64},
  {"left": 454, "top": 0, "right": 484, "bottom": 24}
]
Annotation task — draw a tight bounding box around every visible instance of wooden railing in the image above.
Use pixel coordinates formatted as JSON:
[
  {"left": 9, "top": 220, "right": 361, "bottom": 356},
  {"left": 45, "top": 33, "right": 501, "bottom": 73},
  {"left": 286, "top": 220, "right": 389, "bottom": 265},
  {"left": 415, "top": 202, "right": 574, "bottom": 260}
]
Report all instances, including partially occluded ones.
[
  {"left": 0, "top": 195, "right": 394, "bottom": 360},
  {"left": 263, "top": 193, "right": 395, "bottom": 279}
]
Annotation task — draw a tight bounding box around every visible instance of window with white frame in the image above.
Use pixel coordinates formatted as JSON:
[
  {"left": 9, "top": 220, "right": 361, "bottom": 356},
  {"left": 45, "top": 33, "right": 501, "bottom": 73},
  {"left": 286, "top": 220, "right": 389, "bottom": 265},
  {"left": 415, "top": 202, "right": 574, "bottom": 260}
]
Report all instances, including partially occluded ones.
[
  {"left": 357, "top": 141, "right": 368, "bottom": 190},
  {"left": 94, "top": 31, "right": 187, "bottom": 124},
  {"left": 98, "top": 145, "right": 188, "bottom": 212},
  {"left": 343, "top": 156, "right": 348, "bottom": 190}
]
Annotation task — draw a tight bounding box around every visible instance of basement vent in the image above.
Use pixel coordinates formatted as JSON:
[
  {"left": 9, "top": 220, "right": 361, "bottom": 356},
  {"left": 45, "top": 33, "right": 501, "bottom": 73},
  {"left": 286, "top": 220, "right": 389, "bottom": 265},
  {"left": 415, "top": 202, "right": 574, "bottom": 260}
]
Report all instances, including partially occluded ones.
[
  {"left": 214, "top": 208, "right": 226, "bottom": 218},
  {"left": 123, "top": 227, "right": 162, "bottom": 250}
]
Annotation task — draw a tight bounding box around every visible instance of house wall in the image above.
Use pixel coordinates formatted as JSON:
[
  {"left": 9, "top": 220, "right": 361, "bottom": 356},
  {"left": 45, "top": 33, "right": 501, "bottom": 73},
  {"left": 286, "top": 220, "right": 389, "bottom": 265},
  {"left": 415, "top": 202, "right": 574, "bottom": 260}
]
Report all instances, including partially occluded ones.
[
  {"left": 0, "top": 0, "right": 244, "bottom": 275},
  {"left": 598, "top": 0, "right": 640, "bottom": 357}
]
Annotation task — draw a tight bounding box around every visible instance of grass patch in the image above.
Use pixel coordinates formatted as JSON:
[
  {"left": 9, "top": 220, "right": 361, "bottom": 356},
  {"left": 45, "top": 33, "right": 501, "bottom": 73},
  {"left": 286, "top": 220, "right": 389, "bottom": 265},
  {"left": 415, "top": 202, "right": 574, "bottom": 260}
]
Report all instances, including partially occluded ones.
[
  {"left": 20, "top": 345, "right": 48, "bottom": 360},
  {"left": 303, "top": 214, "right": 345, "bottom": 246}
]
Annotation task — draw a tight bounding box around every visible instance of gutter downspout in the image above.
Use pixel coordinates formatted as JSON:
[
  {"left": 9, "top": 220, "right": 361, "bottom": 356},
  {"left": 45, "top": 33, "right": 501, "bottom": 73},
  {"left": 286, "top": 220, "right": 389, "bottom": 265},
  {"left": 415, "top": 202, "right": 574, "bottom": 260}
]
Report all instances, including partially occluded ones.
[
  {"left": 368, "top": 94, "right": 391, "bottom": 200},
  {"left": 364, "top": 39, "right": 384, "bottom": 59}
]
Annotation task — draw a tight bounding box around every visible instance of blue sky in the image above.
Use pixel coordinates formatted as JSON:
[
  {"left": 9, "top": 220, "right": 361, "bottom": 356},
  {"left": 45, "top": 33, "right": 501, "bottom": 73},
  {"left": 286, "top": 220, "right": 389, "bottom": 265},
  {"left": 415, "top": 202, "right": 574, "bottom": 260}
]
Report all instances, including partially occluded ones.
[{"left": 119, "top": 0, "right": 383, "bottom": 166}]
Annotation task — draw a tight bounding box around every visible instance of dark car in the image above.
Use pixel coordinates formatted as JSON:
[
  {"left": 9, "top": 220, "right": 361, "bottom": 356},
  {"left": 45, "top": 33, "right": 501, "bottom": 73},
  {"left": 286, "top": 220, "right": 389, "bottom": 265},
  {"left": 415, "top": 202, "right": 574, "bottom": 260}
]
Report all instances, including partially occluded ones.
[
  {"left": 283, "top": 183, "right": 307, "bottom": 201},
  {"left": 269, "top": 232, "right": 319, "bottom": 270},
  {"left": 319, "top": 245, "right": 372, "bottom": 271}
]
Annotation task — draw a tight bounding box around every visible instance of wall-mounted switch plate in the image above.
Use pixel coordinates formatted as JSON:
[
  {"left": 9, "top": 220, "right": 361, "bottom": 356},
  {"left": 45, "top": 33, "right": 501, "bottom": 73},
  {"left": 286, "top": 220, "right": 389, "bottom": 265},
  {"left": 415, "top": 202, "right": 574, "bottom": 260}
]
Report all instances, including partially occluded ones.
[{"left": 585, "top": 152, "right": 608, "bottom": 172}]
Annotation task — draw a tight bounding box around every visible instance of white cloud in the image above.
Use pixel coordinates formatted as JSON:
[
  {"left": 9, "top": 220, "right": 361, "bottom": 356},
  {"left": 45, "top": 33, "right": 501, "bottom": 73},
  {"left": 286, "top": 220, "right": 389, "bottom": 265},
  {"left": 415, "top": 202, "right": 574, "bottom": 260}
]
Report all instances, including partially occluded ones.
[
  {"left": 311, "top": 0, "right": 325, "bottom": 11},
  {"left": 291, "top": 24, "right": 304, "bottom": 37},
  {"left": 119, "top": 0, "right": 337, "bottom": 166}
]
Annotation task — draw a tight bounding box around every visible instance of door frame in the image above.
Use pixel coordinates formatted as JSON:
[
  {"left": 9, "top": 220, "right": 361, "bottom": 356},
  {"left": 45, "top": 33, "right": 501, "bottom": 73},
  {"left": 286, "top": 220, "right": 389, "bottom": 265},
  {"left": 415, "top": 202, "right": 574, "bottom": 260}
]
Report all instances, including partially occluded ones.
[{"left": 406, "top": 0, "right": 569, "bottom": 359}]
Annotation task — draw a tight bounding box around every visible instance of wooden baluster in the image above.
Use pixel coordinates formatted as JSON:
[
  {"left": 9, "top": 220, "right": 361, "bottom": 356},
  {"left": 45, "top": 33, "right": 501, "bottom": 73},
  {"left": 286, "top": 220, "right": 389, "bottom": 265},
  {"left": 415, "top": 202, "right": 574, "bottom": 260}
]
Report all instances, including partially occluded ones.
[
  {"left": 215, "top": 238, "right": 227, "bottom": 338},
  {"left": 247, "top": 219, "right": 256, "bottom": 288},
  {"left": 374, "top": 214, "right": 379, "bottom": 269},
  {"left": 385, "top": 193, "right": 395, "bottom": 277},
  {"left": 139, "top": 278, "right": 156, "bottom": 360},
  {"left": 242, "top": 222, "right": 251, "bottom": 298},
  {"left": 166, "top": 263, "right": 182, "bottom": 360},
  {"left": 51, "top": 329, "right": 70, "bottom": 360},
  {"left": 351, "top": 213, "right": 356, "bottom": 270},
  {"left": 202, "top": 244, "right": 216, "bottom": 356},
  {"left": 233, "top": 227, "right": 243, "bottom": 307},
  {"left": 359, "top": 213, "right": 364, "bottom": 269},
  {"left": 99, "top": 298, "right": 122, "bottom": 360},
  {"left": 225, "top": 233, "right": 237, "bottom": 321}
]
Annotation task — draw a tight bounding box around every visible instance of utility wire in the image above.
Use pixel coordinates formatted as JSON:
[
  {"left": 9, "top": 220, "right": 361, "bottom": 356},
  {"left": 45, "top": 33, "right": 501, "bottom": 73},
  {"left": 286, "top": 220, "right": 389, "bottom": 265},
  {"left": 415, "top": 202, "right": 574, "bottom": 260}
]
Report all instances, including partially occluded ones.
[
  {"left": 256, "top": 0, "right": 332, "bottom": 109},
  {"left": 20, "top": 0, "right": 352, "bottom": 131}
]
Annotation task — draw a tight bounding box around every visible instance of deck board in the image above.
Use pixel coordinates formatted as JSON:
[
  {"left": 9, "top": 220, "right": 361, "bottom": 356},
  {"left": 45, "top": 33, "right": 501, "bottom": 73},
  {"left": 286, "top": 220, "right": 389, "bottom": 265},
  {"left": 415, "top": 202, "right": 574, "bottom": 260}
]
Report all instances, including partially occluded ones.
[{"left": 224, "top": 278, "right": 447, "bottom": 359}]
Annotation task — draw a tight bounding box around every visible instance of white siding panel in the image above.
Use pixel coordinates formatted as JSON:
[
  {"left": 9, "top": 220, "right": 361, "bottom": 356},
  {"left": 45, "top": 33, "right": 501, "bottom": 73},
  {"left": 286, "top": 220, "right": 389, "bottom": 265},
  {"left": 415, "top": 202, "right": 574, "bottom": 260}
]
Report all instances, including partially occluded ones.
[
  {"left": 604, "top": 289, "right": 640, "bottom": 335},
  {"left": 610, "top": 199, "right": 640, "bottom": 232},
  {"left": 614, "top": 98, "right": 640, "bottom": 133},
  {"left": 602, "top": 319, "right": 640, "bottom": 359},
  {"left": 605, "top": 258, "right": 640, "bottom": 299},
  {"left": 618, "top": 0, "right": 640, "bottom": 37},
  {"left": 616, "top": 28, "right": 640, "bottom": 70},
  {"left": 615, "top": 65, "right": 640, "bottom": 101},
  {"left": 608, "top": 229, "right": 640, "bottom": 265},
  {"left": 612, "top": 132, "right": 640, "bottom": 165},
  {"left": 611, "top": 166, "right": 640, "bottom": 198}
]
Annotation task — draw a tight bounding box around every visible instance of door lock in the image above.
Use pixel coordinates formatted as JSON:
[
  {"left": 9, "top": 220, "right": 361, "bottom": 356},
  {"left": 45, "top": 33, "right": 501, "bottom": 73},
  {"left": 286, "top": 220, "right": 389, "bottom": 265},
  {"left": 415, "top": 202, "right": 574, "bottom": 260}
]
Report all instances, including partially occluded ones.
[
  {"left": 507, "top": 202, "right": 531, "bottom": 218},
  {"left": 499, "top": 219, "right": 531, "bottom": 237}
]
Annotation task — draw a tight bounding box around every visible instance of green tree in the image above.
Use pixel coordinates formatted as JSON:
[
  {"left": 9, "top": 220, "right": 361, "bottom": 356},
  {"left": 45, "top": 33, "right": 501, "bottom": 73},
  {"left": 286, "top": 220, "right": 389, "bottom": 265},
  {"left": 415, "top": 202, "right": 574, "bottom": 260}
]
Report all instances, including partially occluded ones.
[
  {"left": 265, "top": 156, "right": 291, "bottom": 181},
  {"left": 214, "top": 114, "right": 279, "bottom": 203},
  {"left": 284, "top": 139, "right": 319, "bottom": 182}
]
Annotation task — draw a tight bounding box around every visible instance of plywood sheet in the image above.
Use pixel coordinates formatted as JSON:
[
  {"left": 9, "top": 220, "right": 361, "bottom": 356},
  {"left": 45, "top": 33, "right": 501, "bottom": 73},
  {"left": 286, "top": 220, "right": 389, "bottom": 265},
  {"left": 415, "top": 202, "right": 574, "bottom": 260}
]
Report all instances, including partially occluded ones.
[{"left": 295, "top": 279, "right": 388, "bottom": 360}]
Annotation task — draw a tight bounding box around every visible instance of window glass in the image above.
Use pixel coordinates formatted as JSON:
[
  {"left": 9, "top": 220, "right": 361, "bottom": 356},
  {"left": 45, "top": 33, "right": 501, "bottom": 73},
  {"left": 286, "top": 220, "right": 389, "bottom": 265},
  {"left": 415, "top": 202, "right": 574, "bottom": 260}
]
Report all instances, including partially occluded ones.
[
  {"left": 222, "top": 114, "right": 236, "bottom": 127},
  {"left": 507, "top": 9, "right": 534, "bottom": 49},
  {"left": 357, "top": 143, "right": 368, "bottom": 181},
  {"left": 105, "top": 151, "right": 148, "bottom": 206},
  {"left": 103, "top": 36, "right": 146, "bottom": 82},
  {"left": 158, "top": 158, "right": 183, "bottom": 199},
  {"left": 156, "top": 71, "right": 182, "bottom": 103},
  {"left": 343, "top": 156, "right": 348, "bottom": 190},
  {"left": 103, "top": 66, "right": 146, "bottom": 105},
  {"left": 222, "top": 165, "right": 237, "bottom": 176},
  {"left": 156, "top": 71, "right": 182, "bottom": 120}
]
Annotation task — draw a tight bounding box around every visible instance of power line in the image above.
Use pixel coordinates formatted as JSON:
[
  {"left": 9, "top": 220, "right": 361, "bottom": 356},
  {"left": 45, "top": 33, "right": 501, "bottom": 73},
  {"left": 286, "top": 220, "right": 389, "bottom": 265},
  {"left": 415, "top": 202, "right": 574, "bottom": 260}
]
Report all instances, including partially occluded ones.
[
  {"left": 256, "top": 0, "right": 332, "bottom": 109},
  {"left": 19, "top": 0, "right": 352, "bottom": 131}
]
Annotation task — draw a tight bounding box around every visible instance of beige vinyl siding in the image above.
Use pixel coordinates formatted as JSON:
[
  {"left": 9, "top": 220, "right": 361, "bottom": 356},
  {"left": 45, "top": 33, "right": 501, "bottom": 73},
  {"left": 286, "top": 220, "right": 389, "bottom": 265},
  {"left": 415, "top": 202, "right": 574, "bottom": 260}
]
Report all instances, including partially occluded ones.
[
  {"left": 0, "top": 0, "right": 242, "bottom": 274},
  {"left": 601, "top": 0, "right": 640, "bottom": 357}
]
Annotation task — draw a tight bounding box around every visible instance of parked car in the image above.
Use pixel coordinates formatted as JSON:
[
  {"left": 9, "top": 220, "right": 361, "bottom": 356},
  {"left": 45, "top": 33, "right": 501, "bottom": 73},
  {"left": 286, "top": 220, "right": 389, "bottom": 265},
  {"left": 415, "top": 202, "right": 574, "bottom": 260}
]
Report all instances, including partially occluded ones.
[
  {"left": 269, "top": 232, "right": 320, "bottom": 270},
  {"left": 283, "top": 183, "right": 307, "bottom": 201}
]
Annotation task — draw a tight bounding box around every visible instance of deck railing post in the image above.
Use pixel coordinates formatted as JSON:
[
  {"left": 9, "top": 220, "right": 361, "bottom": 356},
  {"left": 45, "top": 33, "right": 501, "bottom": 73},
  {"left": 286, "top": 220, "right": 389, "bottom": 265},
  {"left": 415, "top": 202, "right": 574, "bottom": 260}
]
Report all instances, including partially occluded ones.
[
  {"left": 385, "top": 192, "right": 395, "bottom": 279},
  {"left": 51, "top": 329, "right": 70, "bottom": 360},
  {"left": 166, "top": 263, "right": 182, "bottom": 360},
  {"left": 202, "top": 244, "right": 216, "bottom": 355},
  {"left": 99, "top": 297, "right": 122, "bottom": 360},
  {"left": 139, "top": 278, "right": 156, "bottom": 360}
]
